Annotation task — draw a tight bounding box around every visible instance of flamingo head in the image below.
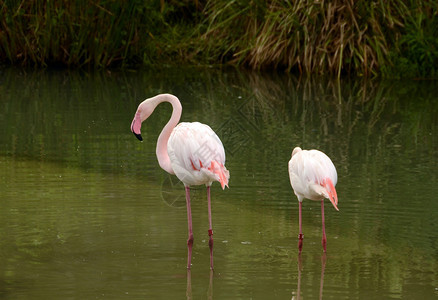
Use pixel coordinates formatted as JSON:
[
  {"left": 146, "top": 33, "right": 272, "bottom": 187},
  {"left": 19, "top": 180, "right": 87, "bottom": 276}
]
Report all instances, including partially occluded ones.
[
  {"left": 292, "top": 147, "right": 302, "bottom": 157},
  {"left": 130, "top": 99, "right": 156, "bottom": 141},
  {"left": 131, "top": 111, "right": 143, "bottom": 141}
]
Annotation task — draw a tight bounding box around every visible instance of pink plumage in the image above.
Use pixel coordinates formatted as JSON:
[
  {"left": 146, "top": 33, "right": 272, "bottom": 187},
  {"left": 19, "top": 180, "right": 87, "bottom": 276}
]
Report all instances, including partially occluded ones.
[{"left": 168, "top": 122, "right": 229, "bottom": 188}]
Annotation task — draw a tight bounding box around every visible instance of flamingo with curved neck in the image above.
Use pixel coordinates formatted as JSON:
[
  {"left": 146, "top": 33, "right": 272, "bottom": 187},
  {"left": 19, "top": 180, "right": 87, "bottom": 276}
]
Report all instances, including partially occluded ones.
[{"left": 131, "top": 93, "right": 230, "bottom": 269}]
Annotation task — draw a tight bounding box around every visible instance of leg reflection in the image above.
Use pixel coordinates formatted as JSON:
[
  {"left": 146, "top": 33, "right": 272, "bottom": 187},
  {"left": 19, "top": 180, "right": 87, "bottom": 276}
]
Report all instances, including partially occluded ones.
[
  {"left": 186, "top": 269, "right": 214, "bottom": 300},
  {"left": 292, "top": 253, "right": 327, "bottom": 300},
  {"left": 208, "top": 270, "right": 214, "bottom": 300},
  {"left": 186, "top": 269, "right": 192, "bottom": 300},
  {"left": 297, "top": 254, "right": 303, "bottom": 300},
  {"left": 319, "top": 253, "right": 327, "bottom": 300}
]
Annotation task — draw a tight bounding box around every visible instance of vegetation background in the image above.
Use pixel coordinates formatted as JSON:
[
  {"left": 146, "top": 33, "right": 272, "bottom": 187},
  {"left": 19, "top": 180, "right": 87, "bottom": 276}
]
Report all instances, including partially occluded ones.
[{"left": 0, "top": 0, "right": 437, "bottom": 78}]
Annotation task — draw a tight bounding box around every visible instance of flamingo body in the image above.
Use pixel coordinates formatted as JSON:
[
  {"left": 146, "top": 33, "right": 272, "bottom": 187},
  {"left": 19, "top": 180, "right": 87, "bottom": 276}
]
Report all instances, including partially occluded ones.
[
  {"left": 131, "top": 94, "right": 229, "bottom": 269},
  {"left": 168, "top": 122, "right": 229, "bottom": 188},
  {"left": 288, "top": 147, "right": 339, "bottom": 253},
  {"left": 288, "top": 147, "right": 338, "bottom": 206}
]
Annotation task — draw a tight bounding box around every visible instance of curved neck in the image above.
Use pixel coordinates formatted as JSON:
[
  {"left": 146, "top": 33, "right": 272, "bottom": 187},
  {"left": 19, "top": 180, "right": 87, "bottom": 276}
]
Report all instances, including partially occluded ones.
[{"left": 154, "top": 94, "right": 182, "bottom": 174}]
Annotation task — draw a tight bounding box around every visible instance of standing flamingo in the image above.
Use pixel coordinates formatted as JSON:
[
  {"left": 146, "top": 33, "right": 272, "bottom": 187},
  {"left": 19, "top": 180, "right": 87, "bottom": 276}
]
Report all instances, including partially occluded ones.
[
  {"left": 288, "top": 147, "right": 338, "bottom": 253},
  {"left": 130, "top": 93, "right": 229, "bottom": 270}
]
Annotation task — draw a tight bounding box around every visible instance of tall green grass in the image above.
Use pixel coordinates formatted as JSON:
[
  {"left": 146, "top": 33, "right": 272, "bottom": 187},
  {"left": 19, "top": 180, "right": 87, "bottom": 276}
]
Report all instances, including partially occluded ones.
[
  {"left": 198, "top": 0, "right": 438, "bottom": 78},
  {"left": 0, "top": 0, "right": 197, "bottom": 67},
  {"left": 1, "top": 0, "right": 437, "bottom": 77}
]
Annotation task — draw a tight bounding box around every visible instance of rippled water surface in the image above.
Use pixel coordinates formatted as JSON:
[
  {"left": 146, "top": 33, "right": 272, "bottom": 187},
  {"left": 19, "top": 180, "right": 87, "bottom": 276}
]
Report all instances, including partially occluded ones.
[{"left": 0, "top": 67, "right": 437, "bottom": 299}]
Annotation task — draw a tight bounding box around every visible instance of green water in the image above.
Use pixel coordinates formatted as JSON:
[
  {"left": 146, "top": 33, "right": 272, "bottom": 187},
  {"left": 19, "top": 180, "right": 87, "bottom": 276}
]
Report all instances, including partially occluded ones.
[{"left": 0, "top": 67, "right": 437, "bottom": 299}]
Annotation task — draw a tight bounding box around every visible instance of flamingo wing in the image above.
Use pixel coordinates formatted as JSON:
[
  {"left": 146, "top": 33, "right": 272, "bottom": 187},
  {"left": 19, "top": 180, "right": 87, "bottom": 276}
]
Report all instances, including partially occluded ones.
[
  {"left": 303, "top": 150, "right": 337, "bottom": 187},
  {"left": 168, "top": 122, "right": 229, "bottom": 188}
]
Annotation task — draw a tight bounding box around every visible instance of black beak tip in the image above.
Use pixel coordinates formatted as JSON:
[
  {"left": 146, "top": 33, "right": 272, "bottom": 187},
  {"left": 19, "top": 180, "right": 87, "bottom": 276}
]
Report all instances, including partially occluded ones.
[{"left": 133, "top": 132, "right": 143, "bottom": 141}]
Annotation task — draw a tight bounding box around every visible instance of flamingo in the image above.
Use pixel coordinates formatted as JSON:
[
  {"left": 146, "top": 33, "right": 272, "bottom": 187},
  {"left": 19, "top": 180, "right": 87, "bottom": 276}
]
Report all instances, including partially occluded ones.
[
  {"left": 130, "top": 93, "right": 229, "bottom": 270},
  {"left": 288, "top": 147, "right": 338, "bottom": 253}
]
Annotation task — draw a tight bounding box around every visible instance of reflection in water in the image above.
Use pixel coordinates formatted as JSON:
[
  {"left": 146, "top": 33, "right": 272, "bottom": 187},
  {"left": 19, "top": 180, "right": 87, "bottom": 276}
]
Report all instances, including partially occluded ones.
[
  {"left": 186, "top": 270, "right": 192, "bottom": 300},
  {"left": 295, "top": 256, "right": 302, "bottom": 300},
  {"left": 319, "top": 254, "right": 327, "bottom": 300},
  {"left": 208, "top": 270, "right": 214, "bottom": 300},
  {"left": 186, "top": 270, "right": 213, "bottom": 300},
  {"left": 293, "top": 254, "right": 327, "bottom": 300},
  {"left": 0, "top": 67, "right": 437, "bottom": 298}
]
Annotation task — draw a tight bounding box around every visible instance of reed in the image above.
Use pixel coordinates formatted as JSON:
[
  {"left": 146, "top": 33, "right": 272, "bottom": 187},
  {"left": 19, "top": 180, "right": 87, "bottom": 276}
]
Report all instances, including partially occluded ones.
[
  {"left": 0, "top": 0, "right": 437, "bottom": 77},
  {"left": 199, "top": 0, "right": 438, "bottom": 77},
  {"left": 0, "top": 0, "right": 188, "bottom": 67}
]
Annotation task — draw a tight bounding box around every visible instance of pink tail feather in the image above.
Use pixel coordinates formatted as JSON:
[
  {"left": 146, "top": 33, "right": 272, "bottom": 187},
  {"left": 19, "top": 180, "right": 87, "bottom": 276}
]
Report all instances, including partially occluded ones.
[
  {"left": 323, "top": 178, "right": 338, "bottom": 210},
  {"left": 208, "top": 161, "right": 229, "bottom": 189}
]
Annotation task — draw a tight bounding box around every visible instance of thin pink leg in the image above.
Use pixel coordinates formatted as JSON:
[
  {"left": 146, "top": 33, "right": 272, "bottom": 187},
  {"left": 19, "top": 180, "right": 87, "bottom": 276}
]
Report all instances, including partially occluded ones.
[
  {"left": 298, "top": 201, "right": 303, "bottom": 253},
  {"left": 207, "top": 186, "right": 214, "bottom": 270},
  {"left": 185, "top": 186, "right": 194, "bottom": 269},
  {"left": 321, "top": 200, "right": 327, "bottom": 252}
]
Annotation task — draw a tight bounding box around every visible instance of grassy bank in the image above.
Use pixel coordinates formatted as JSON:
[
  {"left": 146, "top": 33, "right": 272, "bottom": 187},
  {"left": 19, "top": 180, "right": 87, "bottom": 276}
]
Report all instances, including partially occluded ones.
[{"left": 1, "top": 0, "right": 437, "bottom": 77}]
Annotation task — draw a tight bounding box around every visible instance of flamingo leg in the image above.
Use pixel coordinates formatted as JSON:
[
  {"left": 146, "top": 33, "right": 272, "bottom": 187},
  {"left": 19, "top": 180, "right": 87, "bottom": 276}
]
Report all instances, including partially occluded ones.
[
  {"left": 321, "top": 200, "right": 327, "bottom": 252},
  {"left": 207, "top": 186, "right": 214, "bottom": 270},
  {"left": 298, "top": 201, "right": 303, "bottom": 253},
  {"left": 185, "top": 186, "right": 194, "bottom": 269}
]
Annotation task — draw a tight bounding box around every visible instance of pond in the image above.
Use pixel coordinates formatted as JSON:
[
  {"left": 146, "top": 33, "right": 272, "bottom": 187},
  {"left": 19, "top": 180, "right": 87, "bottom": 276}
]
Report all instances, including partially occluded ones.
[{"left": 0, "top": 67, "right": 437, "bottom": 299}]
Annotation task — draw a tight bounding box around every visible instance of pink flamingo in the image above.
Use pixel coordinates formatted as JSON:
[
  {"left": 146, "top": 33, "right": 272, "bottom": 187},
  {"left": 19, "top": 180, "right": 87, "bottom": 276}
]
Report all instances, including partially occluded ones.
[
  {"left": 288, "top": 147, "right": 338, "bottom": 253},
  {"left": 131, "top": 94, "right": 229, "bottom": 270}
]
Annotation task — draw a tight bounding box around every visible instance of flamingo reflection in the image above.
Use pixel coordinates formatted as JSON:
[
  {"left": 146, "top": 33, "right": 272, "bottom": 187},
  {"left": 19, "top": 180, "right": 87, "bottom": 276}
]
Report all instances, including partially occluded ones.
[
  {"left": 186, "top": 270, "right": 192, "bottom": 300},
  {"left": 292, "top": 254, "right": 327, "bottom": 300},
  {"left": 186, "top": 270, "right": 214, "bottom": 300}
]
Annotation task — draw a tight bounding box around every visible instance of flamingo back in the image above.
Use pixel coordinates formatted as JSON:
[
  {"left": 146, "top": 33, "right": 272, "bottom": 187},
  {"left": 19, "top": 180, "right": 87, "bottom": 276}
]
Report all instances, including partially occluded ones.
[
  {"left": 289, "top": 148, "right": 337, "bottom": 203},
  {"left": 168, "top": 122, "right": 229, "bottom": 188}
]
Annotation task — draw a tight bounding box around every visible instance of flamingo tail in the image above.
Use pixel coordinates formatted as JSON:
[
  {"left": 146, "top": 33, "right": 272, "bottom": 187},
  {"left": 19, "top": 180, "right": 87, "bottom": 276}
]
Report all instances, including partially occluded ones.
[
  {"left": 208, "top": 160, "right": 229, "bottom": 189},
  {"left": 323, "top": 178, "right": 338, "bottom": 211}
]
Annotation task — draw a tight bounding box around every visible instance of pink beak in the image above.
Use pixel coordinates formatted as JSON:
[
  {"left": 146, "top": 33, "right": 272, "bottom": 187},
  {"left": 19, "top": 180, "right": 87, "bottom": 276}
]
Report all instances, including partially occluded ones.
[{"left": 131, "top": 112, "right": 143, "bottom": 141}]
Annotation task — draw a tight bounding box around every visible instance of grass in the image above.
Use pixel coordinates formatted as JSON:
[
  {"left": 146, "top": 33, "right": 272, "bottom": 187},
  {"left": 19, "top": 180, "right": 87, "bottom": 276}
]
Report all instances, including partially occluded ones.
[
  {"left": 0, "top": 0, "right": 177, "bottom": 67},
  {"left": 199, "top": 0, "right": 438, "bottom": 78},
  {"left": 0, "top": 0, "right": 437, "bottom": 77}
]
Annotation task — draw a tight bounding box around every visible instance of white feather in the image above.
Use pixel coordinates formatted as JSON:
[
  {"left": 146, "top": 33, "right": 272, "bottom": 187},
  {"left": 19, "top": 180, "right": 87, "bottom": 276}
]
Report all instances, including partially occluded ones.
[
  {"left": 288, "top": 148, "right": 337, "bottom": 202},
  {"left": 168, "top": 122, "right": 227, "bottom": 186}
]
